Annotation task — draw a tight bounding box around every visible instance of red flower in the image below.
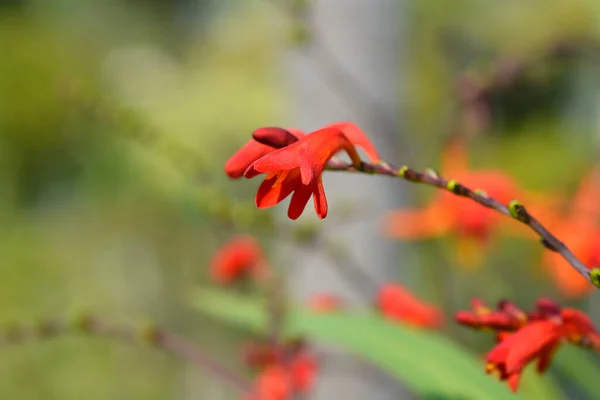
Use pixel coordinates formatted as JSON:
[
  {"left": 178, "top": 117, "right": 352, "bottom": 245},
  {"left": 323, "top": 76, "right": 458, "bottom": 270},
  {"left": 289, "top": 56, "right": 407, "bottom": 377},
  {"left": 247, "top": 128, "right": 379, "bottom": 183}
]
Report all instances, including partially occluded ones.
[
  {"left": 209, "top": 236, "right": 265, "bottom": 284},
  {"left": 485, "top": 320, "right": 562, "bottom": 392},
  {"left": 560, "top": 307, "right": 599, "bottom": 345},
  {"left": 250, "top": 365, "right": 292, "bottom": 400},
  {"left": 455, "top": 299, "right": 527, "bottom": 331},
  {"left": 377, "top": 282, "right": 444, "bottom": 329},
  {"left": 244, "top": 341, "right": 318, "bottom": 400},
  {"left": 289, "top": 352, "right": 318, "bottom": 393},
  {"left": 308, "top": 293, "right": 345, "bottom": 313},
  {"left": 458, "top": 297, "right": 600, "bottom": 392},
  {"left": 244, "top": 122, "right": 379, "bottom": 220},
  {"left": 225, "top": 128, "right": 305, "bottom": 179}
]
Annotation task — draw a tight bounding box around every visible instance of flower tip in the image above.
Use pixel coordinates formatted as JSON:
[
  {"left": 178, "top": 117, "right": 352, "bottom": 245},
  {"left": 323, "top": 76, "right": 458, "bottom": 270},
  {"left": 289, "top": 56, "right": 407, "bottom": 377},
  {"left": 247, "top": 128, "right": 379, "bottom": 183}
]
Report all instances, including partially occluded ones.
[{"left": 252, "top": 127, "right": 300, "bottom": 148}]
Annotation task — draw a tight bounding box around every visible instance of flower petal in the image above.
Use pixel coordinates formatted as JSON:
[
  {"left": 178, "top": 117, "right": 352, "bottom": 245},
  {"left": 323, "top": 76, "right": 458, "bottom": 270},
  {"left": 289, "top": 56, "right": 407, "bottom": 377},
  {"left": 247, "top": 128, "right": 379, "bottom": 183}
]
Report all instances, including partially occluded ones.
[
  {"left": 288, "top": 182, "right": 315, "bottom": 220},
  {"left": 255, "top": 171, "right": 299, "bottom": 209},
  {"left": 324, "top": 121, "right": 380, "bottom": 162},
  {"left": 312, "top": 178, "right": 328, "bottom": 219},
  {"left": 225, "top": 140, "right": 274, "bottom": 179}
]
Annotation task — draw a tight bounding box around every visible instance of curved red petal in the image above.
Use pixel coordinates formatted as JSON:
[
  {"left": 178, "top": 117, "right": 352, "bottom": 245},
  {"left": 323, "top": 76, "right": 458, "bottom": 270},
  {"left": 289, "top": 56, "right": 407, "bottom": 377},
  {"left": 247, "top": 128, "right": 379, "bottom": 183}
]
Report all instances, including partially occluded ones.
[
  {"left": 225, "top": 140, "right": 274, "bottom": 179},
  {"left": 256, "top": 170, "right": 301, "bottom": 209},
  {"left": 324, "top": 121, "right": 380, "bottom": 163},
  {"left": 312, "top": 179, "right": 328, "bottom": 219},
  {"left": 287, "top": 182, "right": 315, "bottom": 220}
]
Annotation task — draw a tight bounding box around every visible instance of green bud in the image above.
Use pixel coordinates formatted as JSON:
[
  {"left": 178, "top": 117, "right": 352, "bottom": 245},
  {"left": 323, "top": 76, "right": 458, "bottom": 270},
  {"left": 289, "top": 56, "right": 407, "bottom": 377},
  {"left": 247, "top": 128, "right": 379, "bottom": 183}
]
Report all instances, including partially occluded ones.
[
  {"left": 446, "top": 180, "right": 459, "bottom": 192},
  {"left": 508, "top": 200, "right": 529, "bottom": 222},
  {"left": 398, "top": 166, "right": 409, "bottom": 178},
  {"left": 590, "top": 268, "right": 600, "bottom": 288},
  {"left": 474, "top": 189, "right": 488, "bottom": 197}
]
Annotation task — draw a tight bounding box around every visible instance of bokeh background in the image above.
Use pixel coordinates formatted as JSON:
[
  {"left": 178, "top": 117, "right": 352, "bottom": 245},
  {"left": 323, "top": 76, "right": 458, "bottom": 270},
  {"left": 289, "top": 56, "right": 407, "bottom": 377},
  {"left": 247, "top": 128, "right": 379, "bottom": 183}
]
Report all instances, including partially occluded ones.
[{"left": 2, "top": 0, "right": 600, "bottom": 399}]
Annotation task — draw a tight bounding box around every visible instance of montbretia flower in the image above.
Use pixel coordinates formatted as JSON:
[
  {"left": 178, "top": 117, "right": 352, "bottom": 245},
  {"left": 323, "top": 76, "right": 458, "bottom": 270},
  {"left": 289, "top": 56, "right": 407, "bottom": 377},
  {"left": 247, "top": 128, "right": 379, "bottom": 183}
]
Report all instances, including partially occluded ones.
[
  {"left": 377, "top": 282, "right": 443, "bottom": 329},
  {"left": 244, "top": 122, "right": 379, "bottom": 220},
  {"left": 248, "top": 365, "right": 292, "bottom": 400},
  {"left": 457, "top": 297, "right": 600, "bottom": 392},
  {"left": 560, "top": 307, "right": 600, "bottom": 346},
  {"left": 209, "top": 236, "right": 266, "bottom": 284},
  {"left": 244, "top": 340, "right": 318, "bottom": 400},
  {"left": 225, "top": 128, "right": 305, "bottom": 179},
  {"left": 541, "top": 167, "right": 600, "bottom": 298},
  {"left": 455, "top": 299, "right": 527, "bottom": 332},
  {"left": 485, "top": 320, "right": 562, "bottom": 392},
  {"left": 381, "top": 140, "right": 523, "bottom": 269}
]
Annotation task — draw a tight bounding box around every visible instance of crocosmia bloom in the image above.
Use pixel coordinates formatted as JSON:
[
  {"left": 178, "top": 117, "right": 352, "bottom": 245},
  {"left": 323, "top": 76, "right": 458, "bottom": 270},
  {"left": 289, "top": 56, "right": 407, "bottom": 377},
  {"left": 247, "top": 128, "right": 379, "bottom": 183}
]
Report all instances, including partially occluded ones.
[
  {"left": 456, "top": 297, "right": 600, "bottom": 392},
  {"left": 455, "top": 299, "right": 527, "bottom": 331},
  {"left": 486, "top": 320, "right": 562, "bottom": 392},
  {"left": 225, "top": 128, "right": 305, "bottom": 179},
  {"left": 209, "top": 236, "right": 265, "bottom": 284},
  {"left": 541, "top": 167, "right": 600, "bottom": 298},
  {"left": 381, "top": 140, "right": 523, "bottom": 269},
  {"left": 377, "top": 282, "right": 443, "bottom": 329},
  {"left": 244, "top": 339, "right": 318, "bottom": 400},
  {"left": 244, "top": 122, "right": 379, "bottom": 220},
  {"left": 249, "top": 365, "right": 292, "bottom": 400}
]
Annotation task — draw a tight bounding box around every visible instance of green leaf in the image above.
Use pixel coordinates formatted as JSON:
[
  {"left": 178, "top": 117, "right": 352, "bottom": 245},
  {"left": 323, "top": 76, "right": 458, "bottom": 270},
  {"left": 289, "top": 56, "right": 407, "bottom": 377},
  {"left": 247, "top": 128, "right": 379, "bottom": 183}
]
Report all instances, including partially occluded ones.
[
  {"left": 190, "top": 287, "right": 561, "bottom": 400},
  {"left": 554, "top": 345, "right": 600, "bottom": 399}
]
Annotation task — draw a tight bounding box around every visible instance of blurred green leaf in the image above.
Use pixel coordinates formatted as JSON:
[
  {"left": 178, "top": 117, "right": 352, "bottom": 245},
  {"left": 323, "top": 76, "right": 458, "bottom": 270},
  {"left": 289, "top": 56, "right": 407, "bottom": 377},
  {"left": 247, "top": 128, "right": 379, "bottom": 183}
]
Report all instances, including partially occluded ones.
[
  {"left": 554, "top": 346, "right": 600, "bottom": 399},
  {"left": 190, "top": 287, "right": 561, "bottom": 400}
]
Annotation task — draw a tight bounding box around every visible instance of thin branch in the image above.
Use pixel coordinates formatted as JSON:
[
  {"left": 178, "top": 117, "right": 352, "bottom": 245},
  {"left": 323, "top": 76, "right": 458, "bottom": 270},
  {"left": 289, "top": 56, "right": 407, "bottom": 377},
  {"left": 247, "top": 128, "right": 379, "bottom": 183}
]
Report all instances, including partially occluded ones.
[
  {"left": 0, "top": 315, "right": 251, "bottom": 395},
  {"left": 326, "top": 159, "right": 594, "bottom": 284}
]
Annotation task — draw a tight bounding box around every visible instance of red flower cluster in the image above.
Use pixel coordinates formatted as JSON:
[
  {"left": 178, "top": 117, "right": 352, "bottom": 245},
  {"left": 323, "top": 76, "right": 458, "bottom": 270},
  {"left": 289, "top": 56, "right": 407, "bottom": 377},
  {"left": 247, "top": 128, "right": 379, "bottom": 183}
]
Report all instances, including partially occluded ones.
[
  {"left": 377, "top": 283, "right": 444, "bottom": 329},
  {"left": 243, "top": 339, "right": 318, "bottom": 400},
  {"left": 456, "top": 298, "right": 600, "bottom": 392},
  {"left": 225, "top": 122, "right": 380, "bottom": 220},
  {"left": 210, "top": 236, "right": 267, "bottom": 285}
]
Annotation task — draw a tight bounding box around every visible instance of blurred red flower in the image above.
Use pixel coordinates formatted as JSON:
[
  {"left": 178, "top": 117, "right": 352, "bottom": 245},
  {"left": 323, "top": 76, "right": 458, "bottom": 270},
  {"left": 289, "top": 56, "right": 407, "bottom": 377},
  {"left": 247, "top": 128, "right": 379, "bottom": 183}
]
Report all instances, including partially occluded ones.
[
  {"left": 456, "top": 297, "right": 600, "bottom": 392},
  {"left": 242, "top": 122, "right": 379, "bottom": 220},
  {"left": 377, "top": 282, "right": 444, "bottom": 329},
  {"left": 209, "top": 236, "right": 266, "bottom": 284},
  {"left": 244, "top": 340, "right": 318, "bottom": 400}
]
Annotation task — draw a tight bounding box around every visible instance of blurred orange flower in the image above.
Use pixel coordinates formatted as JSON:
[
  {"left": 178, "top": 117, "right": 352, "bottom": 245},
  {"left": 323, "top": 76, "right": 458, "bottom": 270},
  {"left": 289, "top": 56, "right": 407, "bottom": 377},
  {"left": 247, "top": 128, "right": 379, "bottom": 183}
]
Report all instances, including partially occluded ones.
[
  {"left": 209, "top": 236, "right": 266, "bottom": 285},
  {"left": 244, "top": 122, "right": 379, "bottom": 220},
  {"left": 382, "top": 140, "right": 556, "bottom": 269},
  {"left": 376, "top": 282, "right": 444, "bottom": 329},
  {"left": 541, "top": 167, "right": 600, "bottom": 298}
]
